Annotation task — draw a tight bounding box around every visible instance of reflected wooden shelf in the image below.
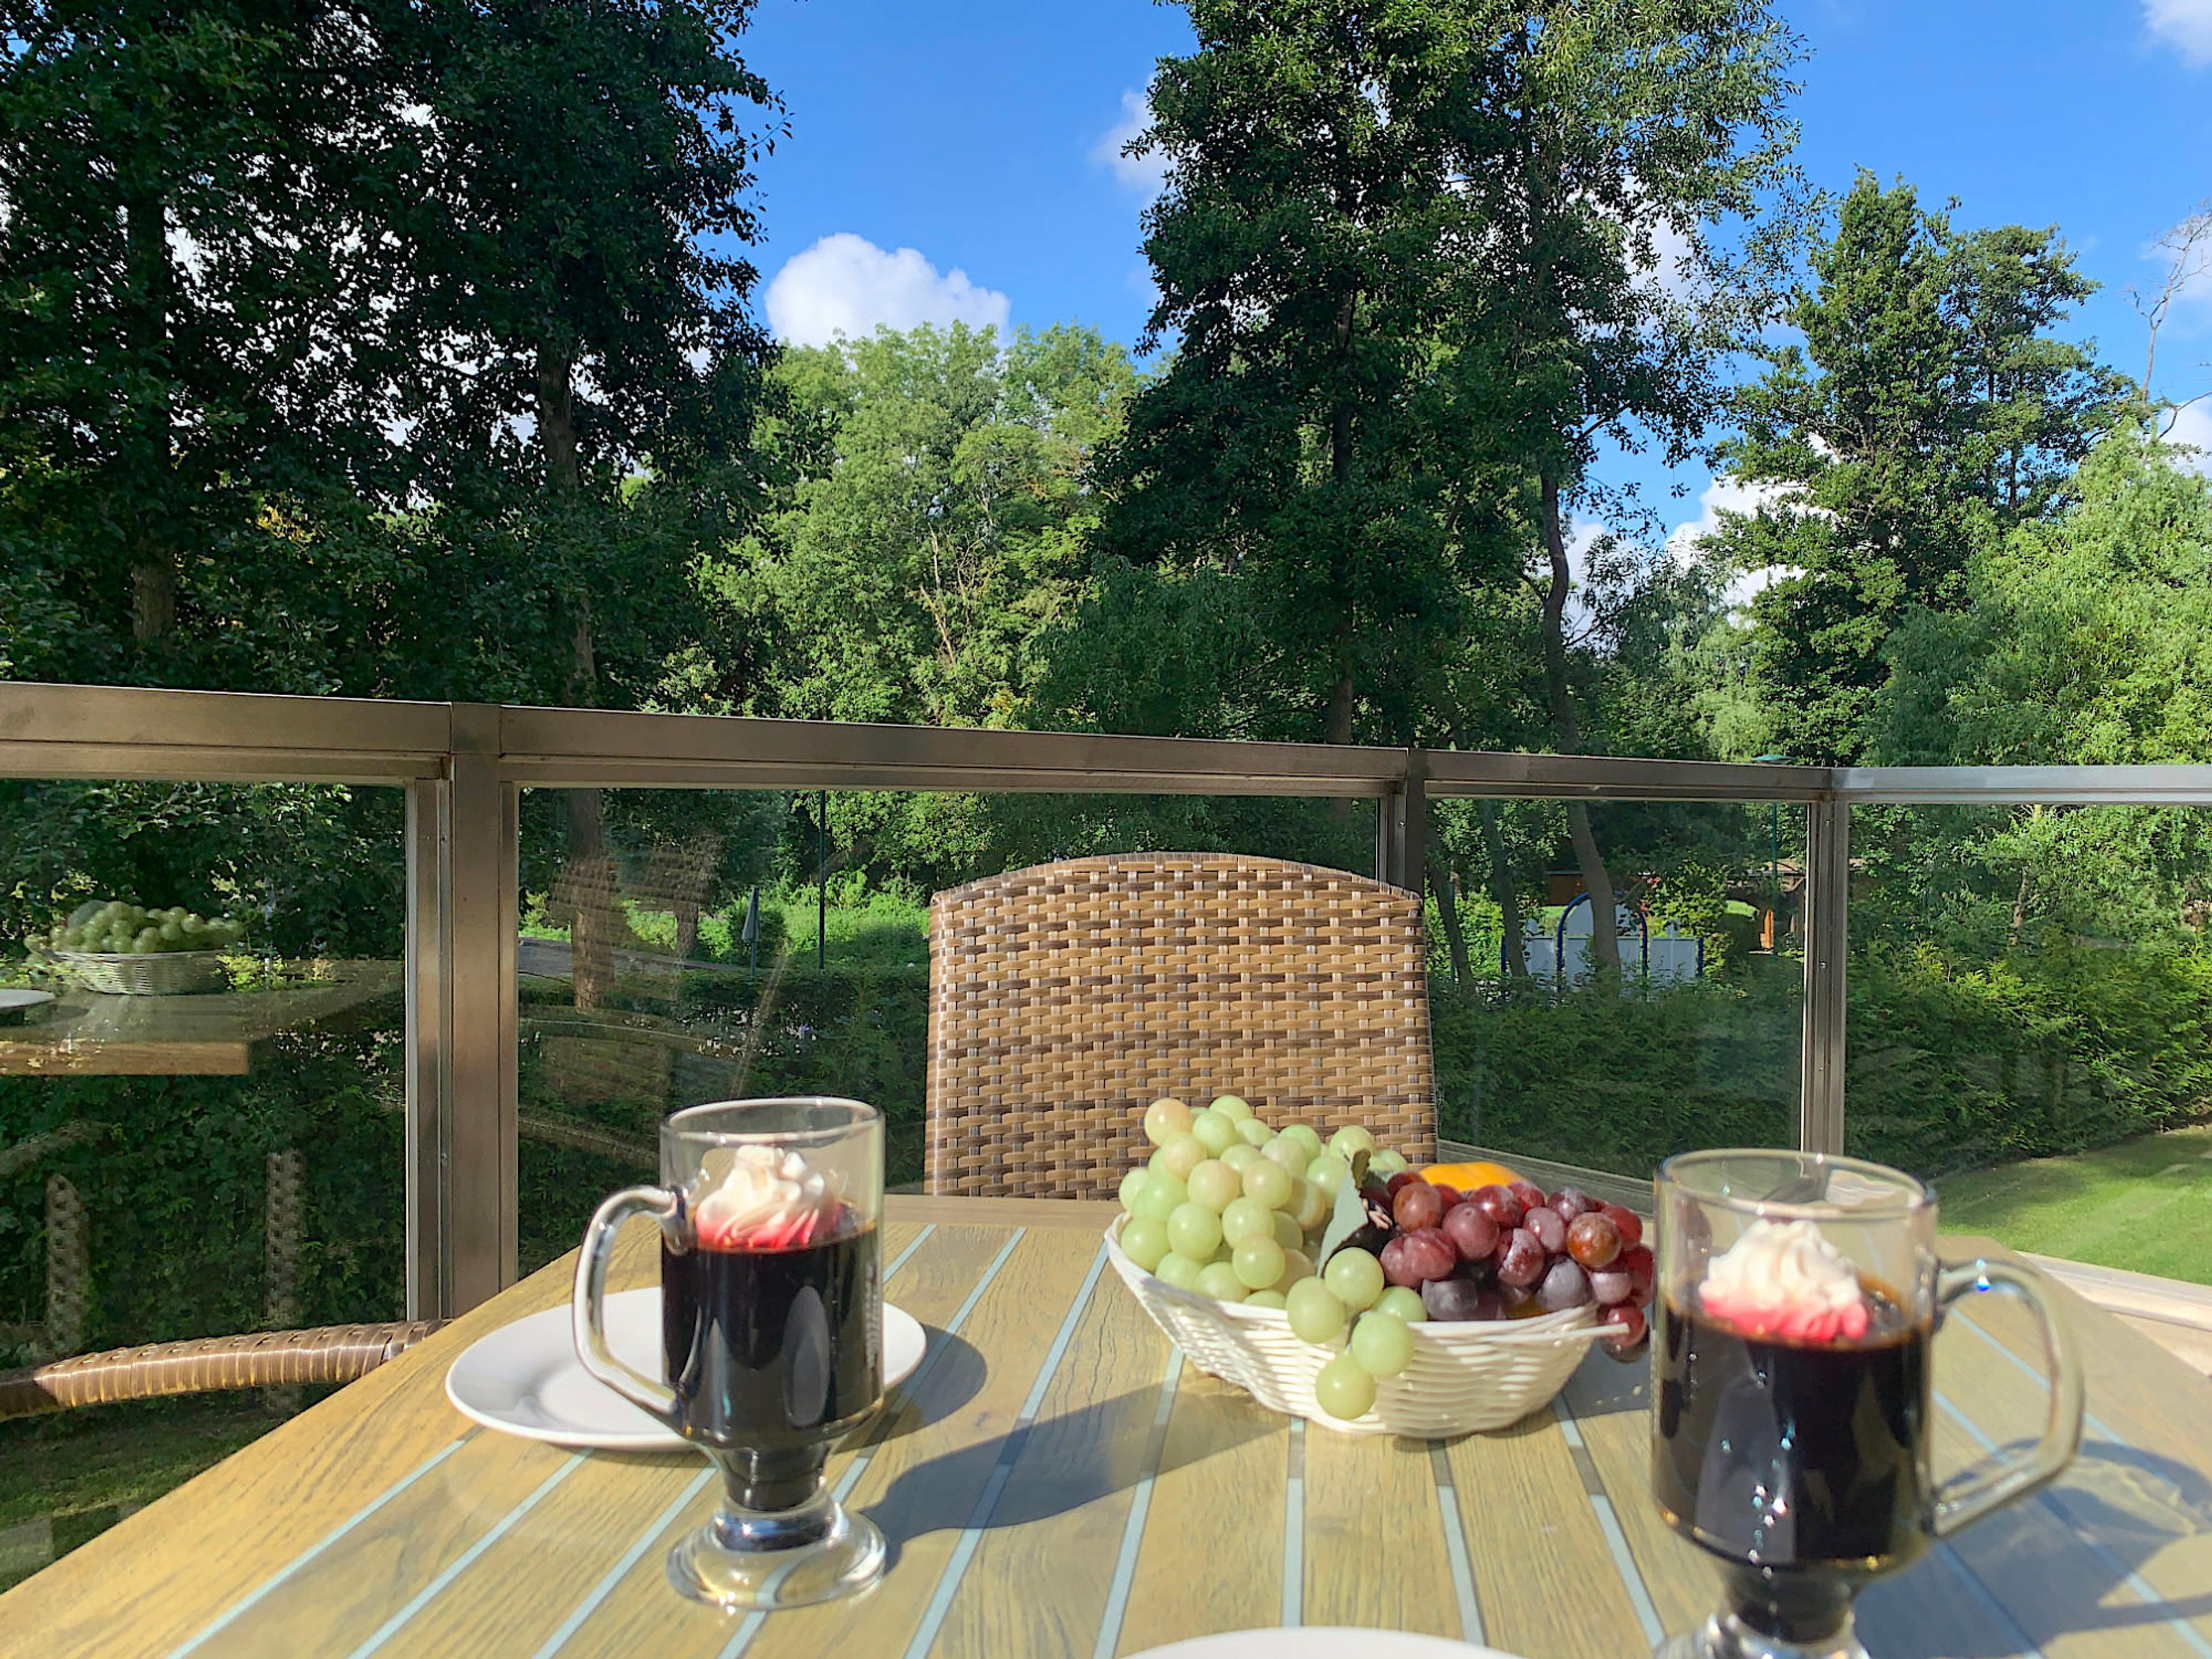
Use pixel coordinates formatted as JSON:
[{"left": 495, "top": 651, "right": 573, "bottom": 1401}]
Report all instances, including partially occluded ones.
[{"left": 0, "top": 962, "right": 401, "bottom": 1077}]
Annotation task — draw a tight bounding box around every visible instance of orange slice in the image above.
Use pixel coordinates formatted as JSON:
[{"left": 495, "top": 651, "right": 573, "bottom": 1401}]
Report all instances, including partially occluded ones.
[{"left": 1420, "top": 1159, "right": 1522, "bottom": 1192}]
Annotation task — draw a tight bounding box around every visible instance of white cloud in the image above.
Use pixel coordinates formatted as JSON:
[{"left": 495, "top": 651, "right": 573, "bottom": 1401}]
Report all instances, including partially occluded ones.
[
  {"left": 2145, "top": 0, "right": 2212, "bottom": 65},
  {"left": 763, "top": 233, "right": 1010, "bottom": 349},
  {"left": 2162, "top": 399, "right": 2212, "bottom": 474},
  {"left": 1092, "top": 90, "right": 1169, "bottom": 201},
  {"left": 1666, "top": 475, "right": 1804, "bottom": 611}
]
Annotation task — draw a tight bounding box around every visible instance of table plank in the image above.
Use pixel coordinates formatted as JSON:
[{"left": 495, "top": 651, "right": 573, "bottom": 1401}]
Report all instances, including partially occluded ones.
[{"left": 7, "top": 1210, "right": 2211, "bottom": 1659}]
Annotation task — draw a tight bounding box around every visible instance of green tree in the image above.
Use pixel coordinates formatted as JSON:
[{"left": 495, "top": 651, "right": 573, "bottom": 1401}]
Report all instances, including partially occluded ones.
[{"left": 1718, "top": 174, "right": 2126, "bottom": 763}]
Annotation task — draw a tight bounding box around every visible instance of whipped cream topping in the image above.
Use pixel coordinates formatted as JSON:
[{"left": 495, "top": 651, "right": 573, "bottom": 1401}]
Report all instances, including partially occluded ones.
[
  {"left": 692, "top": 1143, "right": 848, "bottom": 1250},
  {"left": 1698, "top": 1218, "right": 1870, "bottom": 1343}
]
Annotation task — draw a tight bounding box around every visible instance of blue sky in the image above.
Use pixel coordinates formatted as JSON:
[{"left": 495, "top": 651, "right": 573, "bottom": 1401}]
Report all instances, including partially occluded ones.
[{"left": 738, "top": 0, "right": 2212, "bottom": 542}]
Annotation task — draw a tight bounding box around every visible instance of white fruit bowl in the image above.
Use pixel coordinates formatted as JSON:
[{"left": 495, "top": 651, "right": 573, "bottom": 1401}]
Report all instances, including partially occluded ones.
[{"left": 1105, "top": 1218, "right": 1604, "bottom": 1437}]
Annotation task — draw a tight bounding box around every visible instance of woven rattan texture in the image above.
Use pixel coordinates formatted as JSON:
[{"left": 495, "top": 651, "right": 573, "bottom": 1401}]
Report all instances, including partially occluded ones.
[
  {"left": 0, "top": 1320, "right": 445, "bottom": 1419},
  {"left": 927, "top": 853, "right": 1435, "bottom": 1199}
]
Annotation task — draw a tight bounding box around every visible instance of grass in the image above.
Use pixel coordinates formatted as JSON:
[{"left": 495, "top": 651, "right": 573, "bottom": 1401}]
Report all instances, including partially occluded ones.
[
  {"left": 1936, "top": 1122, "right": 2212, "bottom": 1286},
  {"left": 0, "top": 1392, "right": 309, "bottom": 1591}
]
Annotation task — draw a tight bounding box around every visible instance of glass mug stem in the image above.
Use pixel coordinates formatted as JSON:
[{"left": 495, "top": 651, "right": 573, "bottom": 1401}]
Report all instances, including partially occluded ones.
[{"left": 1931, "top": 1256, "right": 2085, "bottom": 1537}]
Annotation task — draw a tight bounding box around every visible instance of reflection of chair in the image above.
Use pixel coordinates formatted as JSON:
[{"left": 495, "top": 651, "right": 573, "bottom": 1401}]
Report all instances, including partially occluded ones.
[
  {"left": 0, "top": 1321, "right": 442, "bottom": 1419},
  {"left": 926, "top": 853, "right": 1434, "bottom": 1199}
]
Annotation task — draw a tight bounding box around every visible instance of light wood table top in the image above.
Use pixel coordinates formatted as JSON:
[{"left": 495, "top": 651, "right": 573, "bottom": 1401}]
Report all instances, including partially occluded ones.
[{"left": 6, "top": 1197, "right": 2212, "bottom": 1658}]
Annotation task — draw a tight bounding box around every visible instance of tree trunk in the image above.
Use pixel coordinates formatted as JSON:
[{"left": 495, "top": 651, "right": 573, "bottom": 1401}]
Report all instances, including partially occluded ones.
[
  {"left": 1480, "top": 802, "right": 1529, "bottom": 982},
  {"left": 124, "top": 188, "right": 176, "bottom": 647},
  {"left": 674, "top": 899, "right": 701, "bottom": 963},
  {"left": 539, "top": 342, "right": 616, "bottom": 1010},
  {"left": 1537, "top": 472, "right": 1622, "bottom": 971},
  {"left": 1427, "top": 846, "right": 1471, "bottom": 984}
]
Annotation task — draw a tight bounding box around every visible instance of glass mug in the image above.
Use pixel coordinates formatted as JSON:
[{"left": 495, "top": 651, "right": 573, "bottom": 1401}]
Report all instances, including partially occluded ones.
[
  {"left": 573, "top": 1097, "right": 885, "bottom": 1611},
  {"left": 1652, "top": 1150, "right": 2084, "bottom": 1659}
]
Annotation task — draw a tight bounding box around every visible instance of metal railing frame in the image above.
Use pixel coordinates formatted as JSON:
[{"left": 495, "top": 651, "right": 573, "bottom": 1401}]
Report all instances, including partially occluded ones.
[{"left": 4, "top": 680, "right": 2195, "bottom": 1316}]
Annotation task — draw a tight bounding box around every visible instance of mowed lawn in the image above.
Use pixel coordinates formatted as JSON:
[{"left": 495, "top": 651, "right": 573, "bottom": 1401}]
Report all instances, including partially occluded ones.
[{"left": 1935, "top": 1122, "right": 2212, "bottom": 1286}]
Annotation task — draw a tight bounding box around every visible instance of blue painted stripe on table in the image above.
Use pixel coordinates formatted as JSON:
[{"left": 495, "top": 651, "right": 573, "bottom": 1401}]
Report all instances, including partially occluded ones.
[
  {"left": 163, "top": 1433, "right": 478, "bottom": 1659},
  {"left": 1931, "top": 1540, "right": 2047, "bottom": 1659},
  {"left": 528, "top": 1468, "right": 715, "bottom": 1659},
  {"left": 341, "top": 1450, "right": 589, "bottom": 1659},
  {"left": 1281, "top": 1417, "right": 1305, "bottom": 1629},
  {"left": 1426, "top": 1442, "right": 1483, "bottom": 1646},
  {"left": 717, "top": 1225, "right": 1034, "bottom": 1659},
  {"left": 1092, "top": 1346, "right": 1185, "bottom": 1659},
  {"left": 1953, "top": 1302, "right": 2130, "bottom": 1442},
  {"left": 1936, "top": 1391, "right": 2212, "bottom": 1658},
  {"left": 898, "top": 1240, "right": 1111, "bottom": 1659},
  {"left": 1551, "top": 1391, "right": 1665, "bottom": 1649},
  {"left": 882, "top": 1222, "right": 938, "bottom": 1282}
]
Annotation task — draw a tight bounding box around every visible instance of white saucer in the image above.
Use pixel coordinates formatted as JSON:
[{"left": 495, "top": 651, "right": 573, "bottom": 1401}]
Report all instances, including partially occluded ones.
[
  {"left": 445, "top": 1289, "right": 927, "bottom": 1450},
  {"left": 1128, "top": 1634, "right": 1522, "bottom": 1658}
]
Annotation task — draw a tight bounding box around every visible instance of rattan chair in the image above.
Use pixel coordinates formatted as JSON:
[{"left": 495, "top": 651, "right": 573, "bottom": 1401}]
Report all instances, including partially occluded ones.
[
  {"left": 926, "top": 852, "right": 1435, "bottom": 1199},
  {"left": 0, "top": 1321, "right": 443, "bottom": 1421}
]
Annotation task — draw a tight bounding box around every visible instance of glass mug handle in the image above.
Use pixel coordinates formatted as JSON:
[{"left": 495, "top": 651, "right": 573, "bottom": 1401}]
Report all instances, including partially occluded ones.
[
  {"left": 1931, "top": 1256, "right": 2086, "bottom": 1537},
  {"left": 571, "top": 1184, "right": 685, "bottom": 1424}
]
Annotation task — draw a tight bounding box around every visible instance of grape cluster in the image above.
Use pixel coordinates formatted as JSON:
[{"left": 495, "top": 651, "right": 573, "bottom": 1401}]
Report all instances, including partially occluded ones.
[
  {"left": 1368, "top": 1171, "right": 1654, "bottom": 1353},
  {"left": 43, "top": 899, "right": 245, "bottom": 956}
]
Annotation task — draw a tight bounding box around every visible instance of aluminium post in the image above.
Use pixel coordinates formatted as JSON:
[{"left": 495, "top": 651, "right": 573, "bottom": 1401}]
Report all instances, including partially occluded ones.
[
  {"left": 1374, "top": 750, "right": 1429, "bottom": 893},
  {"left": 1799, "top": 797, "right": 1850, "bottom": 1157},
  {"left": 402, "top": 775, "right": 449, "bottom": 1320}
]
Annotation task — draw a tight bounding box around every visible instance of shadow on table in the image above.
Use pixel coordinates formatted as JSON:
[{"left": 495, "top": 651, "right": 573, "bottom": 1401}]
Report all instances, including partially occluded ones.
[{"left": 1857, "top": 1436, "right": 2212, "bottom": 1653}]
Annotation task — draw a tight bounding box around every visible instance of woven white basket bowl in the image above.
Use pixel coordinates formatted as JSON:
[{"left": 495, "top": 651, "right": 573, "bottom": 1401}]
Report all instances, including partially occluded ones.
[
  {"left": 53, "top": 950, "right": 230, "bottom": 995},
  {"left": 1105, "top": 1218, "right": 1603, "bottom": 1437}
]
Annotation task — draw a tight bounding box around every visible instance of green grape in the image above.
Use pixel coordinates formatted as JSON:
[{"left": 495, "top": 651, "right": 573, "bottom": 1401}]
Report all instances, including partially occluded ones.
[
  {"left": 1219, "top": 1143, "right": 1262, "bottom": 1174},
  {"left": 1271, "top": 1248, "right": 1315, "bottom": 1292},
  {"left": 1236, "top": 1118, "right": 1274, "bottom": 1149},
  {"left": 1327, "top": 1125, "right": 1377, "bottom": 1160},
  {"left": 1143, "top": 1097, "right": 1194, "bottom": 1146},
  {"left": 1262, "top": 1137, "right": 1308, "bottom": 1174},
  {"left": 1158, "top": 1133, "right": 1207, "bottom": 1181},
  {"left": 1241, "top": 1159, "right": 1292, "bottom": 1211},
  {"left": 1120, "top": 1216, "right": 1171, "bottom": 1272},
  {"left": 1368, "top": 1149, "right": 1408, "bottom": 1176},
  {"left": 1243, "top": 1289, "right": 1287, "bottom": 1310},
  {"left": 126, "top": 904, "right": 146, "bottom": 924},
  {"left": 1210, "top": 1094, "right": 1253, "bottom": 1123},
  {"left": 1185, "top": 1158, "right": 1240, "bottom": 1213},
  {"left": 1211, "top": 1238, "right": 1236, "bottom": 1265},
  {"left": 1286, "top": 1278, "right": 1347, "bottom": 1344},
  {"left": 1304, "top": 1154, "right": 1351, "bottom": 1198},
  {"left": 1134, "top": 1172, "right": 1187, "bottom": 1223},
  {"left": 1156, "top": 1251, "right": 1205, "bottom": 1292},
  {"left": 132, "top": 927, "right": 161, "bottom": 954},
  {"left": 1119, "top": 1167, "right": 1150, "bottom": 1213},
  {"left": 1168, "top": 1200, "right": 1224, "bottom": 1260},
  {"left": 158, "top": 919, "right": 184, "bottom": 945},
  {"left": 1315, "top": 1352, "right": 1378, "bottom": 1420},
  {"left": 1196, "top": 1262, "right": 1247, "bottom": 1302},
  {"left": 1288, "top": 1175, "right": 1330, "bottom": 1232},
  {"left": 1270, "top": 1209, "right": 1304, "bottom": 1253},
  {"left": 1350, "top": 1310, "right": 1416, "bottom": 1378},
  {"left": 181, "top": 914, "right": 204, "bottom": 934},
  {"left": 1230, "top": 1235, "right": 1286, "bottom": 1291},
  {"left": 1190, "top": 1109, "right": 1237, "bottom": 1156},
  {"left": 1374, "top": 1286, "right": 1427, "bottom": 1324},
  {"left": 1322, "top": 1248, "right": 1385, "bottom": 1312},
  {"left": 1278, "top": 1123, "right": 1324, "bottom": 1160},
  {"left": 1221, "top": 1195, "right": 1274, "bottom": 1247}
]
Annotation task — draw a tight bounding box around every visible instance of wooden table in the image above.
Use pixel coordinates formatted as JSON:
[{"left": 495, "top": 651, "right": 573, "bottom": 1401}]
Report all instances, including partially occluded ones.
[{"left": 6, "top": 1198, "right": 2211, "bottom": 1658}]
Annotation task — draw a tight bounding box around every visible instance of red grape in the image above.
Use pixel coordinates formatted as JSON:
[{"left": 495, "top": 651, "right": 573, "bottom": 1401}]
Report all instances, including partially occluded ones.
[
  {"left": 1430, "top": 1183, "right": 1462, "bottom": 1210},
  {"left": 1601, "top": 1203, "right": 1644, "bottom": 1249},
  {"left": 1442, "top": 1202, "right": 1500, "bottom": 1263},
  {"left": 1619, "top": 1243, "right": 1655, "bottom": 1307},
  {"left": 1385, "top": 1170, "right": 1425, "bottom": 1199},
  {"left": 1471, "top": 1184, "right": 1524, "bottom": 1229},
  {"left": 1522, "top": 1204, "right": 1566, "bottom": 1255},
  {"left": 1566, "top": 1211, "right": 1622, "bottom": 1270},
  {"left": 1495, "top": 1227, "right": 1545, "bottom": 1287},
  {"left": 1422, "top": 1275, "right": 1487, "bottom": 1321},
  {"left": 1535, "top": 1258, "right": 1592, "bottom": 1312},
  {"left": 1392, "top": 1180, "right": 1445, "bottom": 1234},
  {"left": 1599, "top": 1302, "right": 1648, "bottom": 1347},
  {"left": 1507, "top": 1180, "right": 1548, "bottom": 1214},
  {"left": 1498, "top": 1281, "right": 1533, "bottom": 1310},
  {"left": 1405, "top": 1228, "right": 1457, "bottom": 1284},
  {"left": 1588, "top": 1266, "right": 1632, "bottom": 1305},
  {"left": 1379, "top": 1234, "right": 1421, "bottom": 1289},
  {"left": 1550, "top": 1185, "right": 1597, "bottom": 1222}
]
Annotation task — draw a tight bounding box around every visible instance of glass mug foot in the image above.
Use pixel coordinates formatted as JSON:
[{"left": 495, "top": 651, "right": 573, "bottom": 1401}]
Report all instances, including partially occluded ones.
[
  {"left": 1656, "top": 1611, "right": 1868, "bottom": 1659},
  {"left": 666, "top": 1481, "right": 886, "bottom": 1612}
]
